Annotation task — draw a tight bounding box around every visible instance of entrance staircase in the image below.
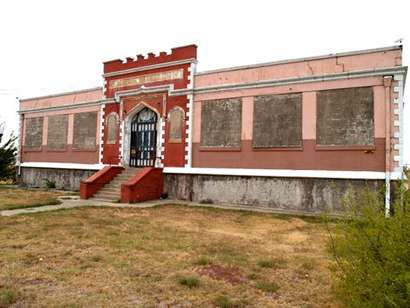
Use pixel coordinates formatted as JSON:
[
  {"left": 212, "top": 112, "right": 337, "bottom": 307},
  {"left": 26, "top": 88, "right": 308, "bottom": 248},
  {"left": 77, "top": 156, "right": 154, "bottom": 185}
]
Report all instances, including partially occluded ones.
[{"left": 91, "top": 168, "right": 141, "bottom": 202}]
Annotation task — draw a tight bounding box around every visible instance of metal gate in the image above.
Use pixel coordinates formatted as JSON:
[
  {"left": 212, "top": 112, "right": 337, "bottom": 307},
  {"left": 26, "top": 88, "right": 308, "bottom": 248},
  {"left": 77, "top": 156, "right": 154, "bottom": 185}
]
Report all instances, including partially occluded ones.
[{"left": 130, "top": 108, "right": 157, "bottom": 167}]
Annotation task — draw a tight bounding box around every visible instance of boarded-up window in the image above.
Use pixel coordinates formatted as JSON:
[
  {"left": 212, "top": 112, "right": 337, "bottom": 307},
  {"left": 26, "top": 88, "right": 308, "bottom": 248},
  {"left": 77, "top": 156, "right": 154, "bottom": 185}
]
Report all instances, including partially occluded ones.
[
  {"left": 317, "top": 87, "right": 374, "bottom": 146},
  {"left": 253, "top": 93, "right": 302, "bottom": 148},
  {"left": 168, "top": 107, "right": 184, "bottom": 143},
  {"left": 106, "top": 113, "right": 118, "bottom": 144},
  {"left": 73, "top": 112, "right": 97, "bottom": 150},
  {"left": 200, "top": 98, "right": 242, "bottom": 148},
  {"left": 24, "top": 117, "right": 43, "bottom": 149},
  {"left": 47, "top": 115, "right": 68, "bottom": 150}
]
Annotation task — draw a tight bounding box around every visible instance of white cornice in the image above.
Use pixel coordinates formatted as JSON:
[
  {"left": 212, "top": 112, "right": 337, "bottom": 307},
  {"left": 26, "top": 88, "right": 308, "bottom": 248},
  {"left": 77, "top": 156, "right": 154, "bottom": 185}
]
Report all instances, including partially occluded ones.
[
  {"left": 193, "top": 66, "right": 408, "bottom": 94},
  {"left": 18, "top": 99, "right": 107, "bottom": 114},
  {"left": 103, "top": 58, "right": 197, "bottom": 78},
  {"left": 18, "top": 66, "right": 407, "bottom": 114},
  {"left": 19, "top": 87, "right": 103, "bottom": 102}
]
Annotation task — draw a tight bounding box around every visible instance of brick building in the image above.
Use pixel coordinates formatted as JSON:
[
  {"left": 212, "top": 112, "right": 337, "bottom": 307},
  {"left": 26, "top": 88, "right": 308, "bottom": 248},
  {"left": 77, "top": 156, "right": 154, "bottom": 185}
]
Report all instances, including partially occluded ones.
[{"left": 18, "top": 44, "right": 407, "bottom": 214}]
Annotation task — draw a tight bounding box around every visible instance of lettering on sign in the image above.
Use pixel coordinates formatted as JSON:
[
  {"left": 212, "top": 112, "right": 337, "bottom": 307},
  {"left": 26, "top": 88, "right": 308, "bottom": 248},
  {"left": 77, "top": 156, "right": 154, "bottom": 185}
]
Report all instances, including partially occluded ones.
[{"left": 109, "top": 69, "right": 184, "bottom": 89}]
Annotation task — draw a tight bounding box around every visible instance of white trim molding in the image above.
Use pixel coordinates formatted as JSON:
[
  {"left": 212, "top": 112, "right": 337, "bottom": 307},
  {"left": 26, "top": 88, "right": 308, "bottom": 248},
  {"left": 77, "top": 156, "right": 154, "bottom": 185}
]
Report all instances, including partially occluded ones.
[
  {"left": 185, "top": 62, "right": 196, "bottom": 167},
  {"left": 18, "top": 99, "right": 106, "bottom": 114},
  {"left": 19, "top": 87, "right": 102, "bottom": 102},
  {"left": 20, "top": 162, "right": 106, "bottom": 170},
  {"left": 163, "top": 167, "right": 403, "bottom": 180},
  {"left": 194, "top": 66, "right": 407, "bottom": 94},
  {"left": 98, "top": 104, "right": 105, "bottom": 164},
  {"left": 17, "top": 164, "right": 404, "bottom": 180},
  {"left": 393, "top": 73, "right": 405, "bottom": 174},
  {"left": 114, "top": 85, "right": 174, "bottom": 102},
  {"left": 103, "top": 58, "right": 197, "bottom": 78}
]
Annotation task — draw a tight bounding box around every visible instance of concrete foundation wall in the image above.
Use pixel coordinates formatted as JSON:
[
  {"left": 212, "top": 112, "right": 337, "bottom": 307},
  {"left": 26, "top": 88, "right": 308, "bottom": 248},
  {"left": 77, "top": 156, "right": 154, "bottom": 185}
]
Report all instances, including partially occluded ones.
[
  {"left": 164, "top": 174, "right": 384, "bottom": 214},
  {"left": 20, "top": 167, "right": 95, "bottom": 191}
]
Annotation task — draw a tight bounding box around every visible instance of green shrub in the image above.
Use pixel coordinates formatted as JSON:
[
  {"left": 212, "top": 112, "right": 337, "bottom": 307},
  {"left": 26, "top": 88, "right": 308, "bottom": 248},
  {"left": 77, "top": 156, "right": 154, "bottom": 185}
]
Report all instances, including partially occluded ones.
[
  {"left": 199, "top": 198, "right": 214, "bottom": 204},
  {"left": 213, "top": 295, "right": 234, "bottom": 308},
  {"left": 0, "top": 286, "right": 18, "bottom": 306},
  {"left": 43, "top": 179, "right": 56, "bottom": 189},
  {"left": 257, "top": 257, "right": 287, "bottom": 269},
  {"left": 194, "top": 255, "right": 212, "bottom": 266},
  {"left": 327, "top": 185, "right": 410, "bottom": 308},
  {"left": 255, "top": 280, "right": 280, "bottom": 293},
  {"left": 0, "top": 135, "right": 17, "bottom": 182},
  {"left": 177, "top": 275, "right": 200, "bottom": 288}
]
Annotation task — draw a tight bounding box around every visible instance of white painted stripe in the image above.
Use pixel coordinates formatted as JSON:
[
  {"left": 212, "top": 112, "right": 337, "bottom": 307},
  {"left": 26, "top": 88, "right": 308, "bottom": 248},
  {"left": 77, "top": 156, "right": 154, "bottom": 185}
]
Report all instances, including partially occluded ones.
[
  {"left": 20, "top": 162, "right": 106, "bottom": 170},
  {"left": 18, "top": 164, "right": 404, "bottom": 180},
  {"left": 163, "top": 167, "right": 402, "bottom": 180}
]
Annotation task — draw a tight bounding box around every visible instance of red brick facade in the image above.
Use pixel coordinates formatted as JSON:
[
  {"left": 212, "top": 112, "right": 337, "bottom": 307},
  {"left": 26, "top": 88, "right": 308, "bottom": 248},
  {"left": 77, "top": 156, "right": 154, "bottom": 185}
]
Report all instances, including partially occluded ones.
[{"left": 101, "top": 44, "right": 196, "bottom": 168}]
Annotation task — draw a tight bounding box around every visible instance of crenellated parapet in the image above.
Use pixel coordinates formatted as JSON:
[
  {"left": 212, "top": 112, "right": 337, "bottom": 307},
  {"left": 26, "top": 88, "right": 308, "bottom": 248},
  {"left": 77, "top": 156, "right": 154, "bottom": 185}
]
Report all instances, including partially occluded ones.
[{"left": 103, "top": 45, "right": 197, "bottom": 75}]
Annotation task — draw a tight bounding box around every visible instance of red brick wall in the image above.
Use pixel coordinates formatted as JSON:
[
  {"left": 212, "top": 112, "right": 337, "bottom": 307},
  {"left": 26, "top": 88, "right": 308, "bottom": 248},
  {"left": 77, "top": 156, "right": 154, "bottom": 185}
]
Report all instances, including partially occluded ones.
[
  {"left": 121, "top": 168, "right": 163, "bottom": 203},
  {"left": 101, "top": 103, "right": 120, "bottom": 165}
]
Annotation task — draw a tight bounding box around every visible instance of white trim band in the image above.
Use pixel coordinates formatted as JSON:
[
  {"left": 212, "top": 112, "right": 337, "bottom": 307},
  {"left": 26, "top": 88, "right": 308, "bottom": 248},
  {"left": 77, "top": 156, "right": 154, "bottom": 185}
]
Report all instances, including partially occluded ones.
[
  {"left": 19, "top": 99, "right": 106, "bottom": 114},
  {"left": 194, "top": 67, "right": 407, "bottom": 94},
  {"left": 103, "top": 58, "right": 197, "bottom": 78},
  {"left": 20, "top": 162, "right": 106, "bottom": 170},
  {"left": 164, "top": 167, "right": 403, "bottom": 180}
]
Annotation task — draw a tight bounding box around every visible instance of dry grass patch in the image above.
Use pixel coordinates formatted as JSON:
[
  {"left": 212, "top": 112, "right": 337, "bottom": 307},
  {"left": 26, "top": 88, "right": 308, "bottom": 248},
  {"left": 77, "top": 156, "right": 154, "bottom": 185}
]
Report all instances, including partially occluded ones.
[
  {"left": 0, "top": 186, "right": 71, "bottom": 210},
  {"left": 0, "top": 204, "right": 340, "bottom": 307}
]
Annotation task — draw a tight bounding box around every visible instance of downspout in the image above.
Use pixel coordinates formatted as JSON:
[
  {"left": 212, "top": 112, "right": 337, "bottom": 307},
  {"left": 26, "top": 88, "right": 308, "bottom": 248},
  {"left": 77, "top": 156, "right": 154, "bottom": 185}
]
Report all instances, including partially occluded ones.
[{"left": 384, "top": 76, "right": 392, "bottom": 217}]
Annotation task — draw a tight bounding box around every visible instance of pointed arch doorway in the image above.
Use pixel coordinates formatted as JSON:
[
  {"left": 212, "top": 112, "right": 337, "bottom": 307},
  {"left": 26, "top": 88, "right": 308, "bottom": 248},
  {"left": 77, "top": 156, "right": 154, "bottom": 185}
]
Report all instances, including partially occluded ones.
[{"left": 129, "top": 107, "right": 158, "bottom": 167}]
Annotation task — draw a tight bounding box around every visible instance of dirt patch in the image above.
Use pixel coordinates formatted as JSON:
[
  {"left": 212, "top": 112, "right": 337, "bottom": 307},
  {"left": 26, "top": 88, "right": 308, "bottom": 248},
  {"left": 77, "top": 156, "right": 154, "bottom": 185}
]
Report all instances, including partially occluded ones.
[{"left": 196, "top": 264, "right": 246, "bottom": 284}]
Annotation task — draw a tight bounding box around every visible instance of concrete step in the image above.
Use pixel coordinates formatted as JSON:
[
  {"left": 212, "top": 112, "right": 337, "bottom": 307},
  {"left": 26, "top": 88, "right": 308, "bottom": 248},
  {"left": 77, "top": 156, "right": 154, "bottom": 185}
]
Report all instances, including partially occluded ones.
[
  {"left": 94, "top": 190, "right": 120, "bottom": 198},
  {"left": 105, "top": 182, "right": 122, "bottom": 187},
  {"left": 91, "top": 168, "right": 142, "bottom": 200},
  {"left": 113, "top": 175, "right": 135, "bottom": 180},
  {"left": 106, "top": 182, "right": 125, "bottom": 187},
  {"left": 94, "top": 194, "right": 121, "bottom": 201},
  {"left": 101, "top": 188, "right": 121, "bottom": 193},
  {"left": 109, "top": 180, "right": 127, "bottom": 184}
]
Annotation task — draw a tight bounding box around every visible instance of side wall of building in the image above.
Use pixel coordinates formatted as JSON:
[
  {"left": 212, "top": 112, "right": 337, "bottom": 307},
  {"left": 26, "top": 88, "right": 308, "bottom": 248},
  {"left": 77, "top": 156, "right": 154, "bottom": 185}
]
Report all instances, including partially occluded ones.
[
  {"left": 191, "top": 48, "right": 404, "bottom": 173},
  {"left": 164, "top": 174, "right": 384, "bottom": 214},
  {"left": 20, "top": 167, "right": 95, "bottom": 191}
]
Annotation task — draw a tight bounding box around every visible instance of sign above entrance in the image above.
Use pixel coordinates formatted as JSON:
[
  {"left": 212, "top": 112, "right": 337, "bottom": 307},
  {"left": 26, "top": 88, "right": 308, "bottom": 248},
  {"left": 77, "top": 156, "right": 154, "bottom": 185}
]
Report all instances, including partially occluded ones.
[{"left": 109, "top": 69, "right": 184, "bottom": 90}]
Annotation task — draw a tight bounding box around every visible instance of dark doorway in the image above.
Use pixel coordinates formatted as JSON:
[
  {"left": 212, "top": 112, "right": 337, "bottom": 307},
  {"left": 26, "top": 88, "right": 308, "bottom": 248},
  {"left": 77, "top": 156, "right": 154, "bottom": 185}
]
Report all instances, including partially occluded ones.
[{"left": 130, "top": 107, "right": 157, "bottom": 167}]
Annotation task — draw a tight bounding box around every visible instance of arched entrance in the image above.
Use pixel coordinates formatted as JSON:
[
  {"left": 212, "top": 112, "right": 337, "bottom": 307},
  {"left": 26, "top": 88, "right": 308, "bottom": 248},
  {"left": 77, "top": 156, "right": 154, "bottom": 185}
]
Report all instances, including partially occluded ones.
[{"left": 130, "top": 107, "right": 157, "bottom": 167}]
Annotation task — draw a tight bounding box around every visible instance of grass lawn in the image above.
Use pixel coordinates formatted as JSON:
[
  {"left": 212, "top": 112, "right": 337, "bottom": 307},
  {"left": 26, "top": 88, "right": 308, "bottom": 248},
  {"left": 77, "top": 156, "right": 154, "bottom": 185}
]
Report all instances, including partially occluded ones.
[
  {"left": 0, "top": 186, "right": 68, "bottom": 211},
  {"left": 0, "top": 204, "right": 339, "bottom": 307}
]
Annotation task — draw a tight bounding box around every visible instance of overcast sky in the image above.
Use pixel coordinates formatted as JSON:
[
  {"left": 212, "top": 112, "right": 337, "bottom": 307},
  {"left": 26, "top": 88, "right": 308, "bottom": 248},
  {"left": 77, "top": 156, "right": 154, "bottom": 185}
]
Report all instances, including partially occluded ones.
[{"left": 0, "top": 0, "right": 408, "bottom": 162}]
